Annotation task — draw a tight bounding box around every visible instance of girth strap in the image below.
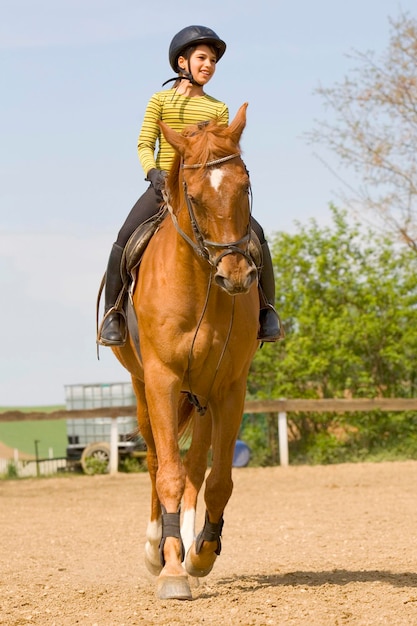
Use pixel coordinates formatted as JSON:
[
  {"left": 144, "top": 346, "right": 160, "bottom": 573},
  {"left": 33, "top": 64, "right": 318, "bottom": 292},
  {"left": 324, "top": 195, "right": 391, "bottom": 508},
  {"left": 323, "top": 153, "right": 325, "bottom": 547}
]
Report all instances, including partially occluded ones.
[
  {"left": 195, "top": 512, "right": 224, "bottom": 556},
  {"left": 159, "top": 506, "right": 185, "bottom": 567}
]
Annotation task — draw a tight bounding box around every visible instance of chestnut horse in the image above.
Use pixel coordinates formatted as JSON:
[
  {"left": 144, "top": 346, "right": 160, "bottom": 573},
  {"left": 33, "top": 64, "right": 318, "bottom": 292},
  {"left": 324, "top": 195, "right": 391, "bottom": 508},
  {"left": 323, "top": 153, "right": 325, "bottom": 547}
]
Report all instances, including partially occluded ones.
[{"left": 113, "top": 103, "right": 259, "bottom": 599}]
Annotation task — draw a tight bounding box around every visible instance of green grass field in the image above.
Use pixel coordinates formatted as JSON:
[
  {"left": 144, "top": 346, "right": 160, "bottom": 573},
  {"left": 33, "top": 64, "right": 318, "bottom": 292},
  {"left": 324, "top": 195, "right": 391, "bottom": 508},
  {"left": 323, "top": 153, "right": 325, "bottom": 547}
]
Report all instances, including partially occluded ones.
[
  {"left": 0, "top": 405, "right": 65, "bottom": 413},
  {"left": 0, "top": 406, "right": 67, "bottom": 458}
]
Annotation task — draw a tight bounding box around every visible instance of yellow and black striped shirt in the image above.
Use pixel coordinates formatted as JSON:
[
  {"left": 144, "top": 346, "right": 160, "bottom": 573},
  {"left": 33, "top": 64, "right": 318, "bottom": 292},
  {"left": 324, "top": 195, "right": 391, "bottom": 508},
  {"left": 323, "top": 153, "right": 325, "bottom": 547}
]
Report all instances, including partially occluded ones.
[{"left": 137, "top": 89, "right": 229, "bottom": 175}]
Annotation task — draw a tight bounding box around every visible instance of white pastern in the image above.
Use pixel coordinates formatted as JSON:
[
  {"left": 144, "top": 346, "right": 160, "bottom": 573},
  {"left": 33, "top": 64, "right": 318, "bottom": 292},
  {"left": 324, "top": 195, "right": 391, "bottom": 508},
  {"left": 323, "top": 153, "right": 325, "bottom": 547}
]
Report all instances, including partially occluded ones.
[
  {"left": 210, "top": 168, "right": 224, "bottom": 192},
  {"left": 145, "top": 518, "right": 162, "bottom": 570},
  {"left": 181, "top": 508, "right": 196, "bottom": 560}
]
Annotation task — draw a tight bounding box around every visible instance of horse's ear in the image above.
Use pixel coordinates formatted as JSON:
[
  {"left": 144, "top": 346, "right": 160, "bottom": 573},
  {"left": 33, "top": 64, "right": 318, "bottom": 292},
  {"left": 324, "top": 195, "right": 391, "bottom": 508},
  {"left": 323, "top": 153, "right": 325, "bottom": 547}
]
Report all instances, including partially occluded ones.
[
  {"left": 158, "top": 120, "right": 187, "bottom": 156},
  {"left": 228, "top": 103, "right": 248, "bottom": 143}
]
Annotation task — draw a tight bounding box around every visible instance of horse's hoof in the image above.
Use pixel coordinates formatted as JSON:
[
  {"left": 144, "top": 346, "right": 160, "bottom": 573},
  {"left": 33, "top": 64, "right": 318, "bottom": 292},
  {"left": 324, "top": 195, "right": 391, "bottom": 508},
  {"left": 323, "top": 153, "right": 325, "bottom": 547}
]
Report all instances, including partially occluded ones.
[
  {"left": 185, "top": 546, "right": 216, "bottom": 578},
  {"left": 144, "top": 554, "right": 163, "bottom": 577},
  {"left": 156, "top": 575, "right": 192, "bottom": 600}
]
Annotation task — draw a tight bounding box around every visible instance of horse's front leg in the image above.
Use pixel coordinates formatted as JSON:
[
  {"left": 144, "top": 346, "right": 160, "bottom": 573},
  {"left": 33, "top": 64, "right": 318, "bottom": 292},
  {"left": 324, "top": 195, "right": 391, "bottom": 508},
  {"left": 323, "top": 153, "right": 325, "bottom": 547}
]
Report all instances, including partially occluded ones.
[
  {"left": 131, "top": 377, "right": 163, "bottom": 576},
  {"left": 181, "top": 409, "right": 212, "bottom": 557},
  {"left": 143, "top": 445, "right": 163, "bottom": 577},
  {"left": 144, "top": 370, "right": 191, "bottom": 600},
  {"left": 185, "top": 390, "right": 245, "bottom": 578}
]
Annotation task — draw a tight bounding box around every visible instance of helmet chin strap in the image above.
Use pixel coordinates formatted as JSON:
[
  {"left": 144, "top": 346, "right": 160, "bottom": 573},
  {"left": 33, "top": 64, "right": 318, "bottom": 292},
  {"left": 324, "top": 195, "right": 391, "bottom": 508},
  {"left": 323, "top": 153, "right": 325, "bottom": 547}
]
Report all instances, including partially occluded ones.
[
  {"left": 180, "top": 70, "right": 204, "bottom": 86},
  {"left": 162, "top": 60, "right": 203, "bottom": 88}
]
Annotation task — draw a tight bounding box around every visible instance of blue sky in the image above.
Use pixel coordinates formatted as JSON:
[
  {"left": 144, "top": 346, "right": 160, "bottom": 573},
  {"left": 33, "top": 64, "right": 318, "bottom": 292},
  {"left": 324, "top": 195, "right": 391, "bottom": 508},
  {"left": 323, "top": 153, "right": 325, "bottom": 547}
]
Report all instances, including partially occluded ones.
[{"left": 1, "top": 0, "right": 414, "bottom": 406}]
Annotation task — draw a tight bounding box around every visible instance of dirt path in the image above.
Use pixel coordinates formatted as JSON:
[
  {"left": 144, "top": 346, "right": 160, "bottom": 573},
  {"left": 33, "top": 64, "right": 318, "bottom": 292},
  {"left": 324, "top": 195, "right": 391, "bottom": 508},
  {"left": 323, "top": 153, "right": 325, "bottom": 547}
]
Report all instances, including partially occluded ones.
[
  {"left": 1, "top": 461, "right": 417, "bottom": 625},
  {"left": 0, "top": 441, "right": 34, "bottom": 460}
]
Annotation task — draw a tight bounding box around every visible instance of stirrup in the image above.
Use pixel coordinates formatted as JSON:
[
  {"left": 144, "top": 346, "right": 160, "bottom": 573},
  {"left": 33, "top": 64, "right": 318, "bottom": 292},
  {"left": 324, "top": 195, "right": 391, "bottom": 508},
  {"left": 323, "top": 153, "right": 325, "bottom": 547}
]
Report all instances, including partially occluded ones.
[
  {"left": 258, "top": 305, "right": 285, "bottom": 342},
  {"left": 97, "top": 307, "right": 127, "bottom": 347}
]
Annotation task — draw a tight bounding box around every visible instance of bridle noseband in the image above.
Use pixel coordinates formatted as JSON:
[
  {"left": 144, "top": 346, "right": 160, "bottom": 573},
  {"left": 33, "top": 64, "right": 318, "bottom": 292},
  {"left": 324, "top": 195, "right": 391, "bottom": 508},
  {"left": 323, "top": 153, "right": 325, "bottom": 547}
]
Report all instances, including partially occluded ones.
[{"left": 166, "top": 153, "right": 254, "bottom": 268}]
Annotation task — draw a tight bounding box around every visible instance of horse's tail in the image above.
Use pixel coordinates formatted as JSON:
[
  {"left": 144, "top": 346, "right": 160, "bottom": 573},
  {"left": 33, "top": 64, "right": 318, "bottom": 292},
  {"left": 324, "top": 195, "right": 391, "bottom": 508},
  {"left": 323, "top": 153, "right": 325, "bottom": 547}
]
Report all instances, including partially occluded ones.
[{"left": 178, "top": 393, "right": 195, "bottom": 447}]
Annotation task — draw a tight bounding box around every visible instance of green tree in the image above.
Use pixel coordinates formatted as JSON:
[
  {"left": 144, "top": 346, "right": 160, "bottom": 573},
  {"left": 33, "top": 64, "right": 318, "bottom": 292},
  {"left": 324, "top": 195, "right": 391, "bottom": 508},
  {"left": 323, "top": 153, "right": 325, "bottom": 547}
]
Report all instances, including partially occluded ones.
[{"left": 245, "top": 206, "right": 417, "bottom": 463}]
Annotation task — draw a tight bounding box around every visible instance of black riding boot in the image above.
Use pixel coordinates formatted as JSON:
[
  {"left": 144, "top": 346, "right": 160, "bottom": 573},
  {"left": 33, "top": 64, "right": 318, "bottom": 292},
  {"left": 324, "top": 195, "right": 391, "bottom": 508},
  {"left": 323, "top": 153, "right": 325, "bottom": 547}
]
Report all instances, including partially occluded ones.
[
  {"left": 98, "top": 243, "right": 126, "bottom": 346},
  {"left": 258, "top": 242, "right": 284, "bottom": 342}
]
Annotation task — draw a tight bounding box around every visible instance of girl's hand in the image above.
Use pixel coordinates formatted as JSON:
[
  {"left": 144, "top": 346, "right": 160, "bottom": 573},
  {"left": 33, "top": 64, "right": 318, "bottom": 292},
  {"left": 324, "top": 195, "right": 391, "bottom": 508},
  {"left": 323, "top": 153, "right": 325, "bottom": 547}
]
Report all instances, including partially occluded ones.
[{"left": 146, "top": 168, "right": 167, "bottom": 192}]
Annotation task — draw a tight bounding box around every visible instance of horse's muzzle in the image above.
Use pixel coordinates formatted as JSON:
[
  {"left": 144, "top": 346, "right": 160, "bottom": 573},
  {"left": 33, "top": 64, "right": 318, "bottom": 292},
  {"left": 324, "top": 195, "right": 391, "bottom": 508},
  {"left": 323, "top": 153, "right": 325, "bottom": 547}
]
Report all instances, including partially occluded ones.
[{"left": 214, "top": 259, "right": 258, "bottom": 295}]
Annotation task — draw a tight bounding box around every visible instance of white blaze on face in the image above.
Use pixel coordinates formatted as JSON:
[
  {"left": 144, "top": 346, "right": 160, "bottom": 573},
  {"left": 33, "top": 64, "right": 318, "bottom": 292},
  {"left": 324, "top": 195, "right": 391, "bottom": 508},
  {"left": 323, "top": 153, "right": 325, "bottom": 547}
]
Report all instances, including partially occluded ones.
[{"left": 210, "top": 168, "right": 225, "bottom": 192}]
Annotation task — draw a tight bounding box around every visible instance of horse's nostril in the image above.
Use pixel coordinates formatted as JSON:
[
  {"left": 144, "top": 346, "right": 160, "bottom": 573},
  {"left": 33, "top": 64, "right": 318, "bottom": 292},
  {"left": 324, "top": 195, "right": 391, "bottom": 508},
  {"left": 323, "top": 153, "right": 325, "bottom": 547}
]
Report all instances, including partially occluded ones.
[
  {"left": 241, "top": 270, "right": 257, "bottom": 292},
  {"left": 247, "top": 267, "right": 258, "bottom": 286},
  {"left": 214, "top": 274, "right": 232, "bottom": 292}
]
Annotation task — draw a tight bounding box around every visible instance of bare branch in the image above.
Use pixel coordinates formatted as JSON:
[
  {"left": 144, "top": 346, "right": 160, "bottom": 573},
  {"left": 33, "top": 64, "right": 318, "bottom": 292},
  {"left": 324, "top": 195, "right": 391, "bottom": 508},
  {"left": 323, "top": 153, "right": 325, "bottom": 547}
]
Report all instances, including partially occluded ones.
[{"left": 307, "top": 11, "right": 417, "bottom": 250}]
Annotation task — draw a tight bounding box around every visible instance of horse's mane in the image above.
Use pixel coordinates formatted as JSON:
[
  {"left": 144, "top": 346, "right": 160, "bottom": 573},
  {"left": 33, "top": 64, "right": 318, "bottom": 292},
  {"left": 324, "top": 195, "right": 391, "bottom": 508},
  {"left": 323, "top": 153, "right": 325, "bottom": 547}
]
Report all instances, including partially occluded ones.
[{"left": 166, "top": 119, "right": 241, "bottom": 211}]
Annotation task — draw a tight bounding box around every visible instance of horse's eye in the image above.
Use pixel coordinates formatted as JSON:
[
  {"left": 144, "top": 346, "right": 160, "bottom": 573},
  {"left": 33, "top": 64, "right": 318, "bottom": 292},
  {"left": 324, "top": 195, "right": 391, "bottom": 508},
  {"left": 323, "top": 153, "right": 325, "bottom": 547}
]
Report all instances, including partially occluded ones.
[{"left": 188, "top": 194, "right": 200, "bottom": 206}]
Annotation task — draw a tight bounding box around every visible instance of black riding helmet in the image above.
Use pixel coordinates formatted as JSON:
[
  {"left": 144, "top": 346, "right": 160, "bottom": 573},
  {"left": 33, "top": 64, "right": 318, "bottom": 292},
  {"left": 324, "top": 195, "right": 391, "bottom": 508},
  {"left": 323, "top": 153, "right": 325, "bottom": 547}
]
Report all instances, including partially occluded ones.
[
  {"left": 163, "top": 25, "right": 226, "bottom": 87},
  {"left": 169, "top": 25, "right": 226, "bottom": 71}
]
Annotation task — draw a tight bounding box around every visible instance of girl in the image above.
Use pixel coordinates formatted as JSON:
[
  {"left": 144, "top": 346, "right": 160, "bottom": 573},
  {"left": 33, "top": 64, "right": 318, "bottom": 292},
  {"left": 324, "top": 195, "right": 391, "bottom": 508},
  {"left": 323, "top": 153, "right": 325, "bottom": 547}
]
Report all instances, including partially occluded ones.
[{"left": 98, "top": 25, "right": 282, "bottom": 345}]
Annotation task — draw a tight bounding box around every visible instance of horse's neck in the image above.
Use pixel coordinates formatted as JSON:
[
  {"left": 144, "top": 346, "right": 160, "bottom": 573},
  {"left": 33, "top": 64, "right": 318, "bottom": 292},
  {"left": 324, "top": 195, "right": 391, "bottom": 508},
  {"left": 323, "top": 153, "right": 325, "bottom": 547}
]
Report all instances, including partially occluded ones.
[{"left": 158, "top": 216, "right": 217, "bottom": 301}]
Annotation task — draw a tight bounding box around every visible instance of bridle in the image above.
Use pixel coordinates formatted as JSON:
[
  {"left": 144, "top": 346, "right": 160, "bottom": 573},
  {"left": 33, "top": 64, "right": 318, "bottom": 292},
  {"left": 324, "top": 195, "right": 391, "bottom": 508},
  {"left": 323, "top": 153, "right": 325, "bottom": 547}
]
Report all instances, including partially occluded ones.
[{"left": 166, "top": 152, "right": 254, "bottom": 268}]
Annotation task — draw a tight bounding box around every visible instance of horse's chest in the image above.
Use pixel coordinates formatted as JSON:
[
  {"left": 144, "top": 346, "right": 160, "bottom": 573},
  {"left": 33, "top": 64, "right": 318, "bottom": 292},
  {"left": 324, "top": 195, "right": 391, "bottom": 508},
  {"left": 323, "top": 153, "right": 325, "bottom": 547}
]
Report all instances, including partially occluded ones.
[{"left": 162, "top": 321, "right": 235, "bottom": 372}]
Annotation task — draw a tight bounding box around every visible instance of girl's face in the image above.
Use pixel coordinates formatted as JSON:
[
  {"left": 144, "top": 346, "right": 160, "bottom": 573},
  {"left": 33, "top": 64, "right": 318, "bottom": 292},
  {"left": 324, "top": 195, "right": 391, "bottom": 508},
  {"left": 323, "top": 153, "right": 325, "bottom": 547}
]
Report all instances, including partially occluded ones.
[{"left": 178, "top": 45, "right": 217, "bottom": 85}]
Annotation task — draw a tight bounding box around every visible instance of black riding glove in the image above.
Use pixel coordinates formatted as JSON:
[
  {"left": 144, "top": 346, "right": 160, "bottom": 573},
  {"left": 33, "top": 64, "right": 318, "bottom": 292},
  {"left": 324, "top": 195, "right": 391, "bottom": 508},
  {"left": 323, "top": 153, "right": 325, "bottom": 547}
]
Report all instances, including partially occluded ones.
[{"left": 146, "top": 168, "right": 167, "bottom": 192}]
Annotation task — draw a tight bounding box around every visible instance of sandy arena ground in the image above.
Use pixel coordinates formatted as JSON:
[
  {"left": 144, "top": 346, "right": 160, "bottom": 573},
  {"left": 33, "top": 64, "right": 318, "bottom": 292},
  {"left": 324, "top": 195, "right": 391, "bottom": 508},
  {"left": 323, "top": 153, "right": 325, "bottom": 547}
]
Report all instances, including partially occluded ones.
[{"left": 1, "top": 461, "right": 417, "bottom": 625}]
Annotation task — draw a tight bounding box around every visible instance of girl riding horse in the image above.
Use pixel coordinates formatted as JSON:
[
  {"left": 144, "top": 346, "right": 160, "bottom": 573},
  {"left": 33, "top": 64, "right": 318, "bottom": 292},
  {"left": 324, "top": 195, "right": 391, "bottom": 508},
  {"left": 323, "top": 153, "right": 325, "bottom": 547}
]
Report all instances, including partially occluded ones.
[{"left": 97, "top": 25, "right": 283, "bottom": 346}]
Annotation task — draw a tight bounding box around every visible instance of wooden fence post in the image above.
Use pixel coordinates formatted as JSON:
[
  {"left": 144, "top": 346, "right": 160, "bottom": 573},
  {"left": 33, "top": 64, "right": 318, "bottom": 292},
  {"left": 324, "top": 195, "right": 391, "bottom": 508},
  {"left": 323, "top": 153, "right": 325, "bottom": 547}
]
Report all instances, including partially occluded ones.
[
  {"left": 278, "top": 410, "right": 289, "bottom": 466},
  {"left": 267, "top": 412, "right": 279, "bottom": 465},
  {"left": 109, "top": 417, "right": 119, "bottom": 475}
]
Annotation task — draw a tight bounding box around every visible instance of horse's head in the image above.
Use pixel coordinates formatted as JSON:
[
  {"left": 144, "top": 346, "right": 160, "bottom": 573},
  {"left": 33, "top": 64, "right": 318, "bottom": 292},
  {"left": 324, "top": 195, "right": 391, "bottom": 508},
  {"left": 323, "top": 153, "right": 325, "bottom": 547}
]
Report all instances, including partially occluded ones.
[{"left": 159, "top": 103, "right": 258, "bottom": 296}]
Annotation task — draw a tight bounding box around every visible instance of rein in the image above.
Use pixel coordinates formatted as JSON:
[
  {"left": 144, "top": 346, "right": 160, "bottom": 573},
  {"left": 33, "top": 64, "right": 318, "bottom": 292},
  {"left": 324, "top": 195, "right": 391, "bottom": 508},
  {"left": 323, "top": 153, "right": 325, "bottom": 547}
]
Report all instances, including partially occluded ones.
[{"left": 187, "top": 273, "right": 236, "bottom": 416}]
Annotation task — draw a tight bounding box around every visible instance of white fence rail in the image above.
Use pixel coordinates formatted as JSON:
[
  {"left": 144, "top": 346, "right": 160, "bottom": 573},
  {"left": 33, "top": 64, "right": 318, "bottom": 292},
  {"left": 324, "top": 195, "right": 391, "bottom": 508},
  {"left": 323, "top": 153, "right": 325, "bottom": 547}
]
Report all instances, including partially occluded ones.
[
  {"left": 0, "top": 457, "right": 67, "bottom": 478},
  {"left": 1, "top": 398, "right": 417, "bottom": 473}
]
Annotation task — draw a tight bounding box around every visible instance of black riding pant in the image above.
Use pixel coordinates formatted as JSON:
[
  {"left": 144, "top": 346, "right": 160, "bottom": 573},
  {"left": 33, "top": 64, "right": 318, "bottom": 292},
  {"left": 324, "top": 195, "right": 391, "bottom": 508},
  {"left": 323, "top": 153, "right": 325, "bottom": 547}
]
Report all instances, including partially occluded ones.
[{"left": 115, "top": 185, "right": 162, "bottom": 247}]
